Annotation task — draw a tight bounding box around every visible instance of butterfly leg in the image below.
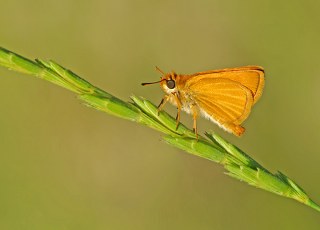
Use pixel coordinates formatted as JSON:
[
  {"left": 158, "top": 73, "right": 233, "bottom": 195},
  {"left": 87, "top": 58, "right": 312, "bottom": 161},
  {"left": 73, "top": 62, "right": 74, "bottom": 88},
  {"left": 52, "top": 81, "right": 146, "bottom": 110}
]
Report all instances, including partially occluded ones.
[
  {"left": 157, "top": 95, "right": 170, "bottom": 115},
  {"left": 191, "top": 105, "right": 198, "bottom": 138},
  {"left": 175, "top": 109, "right": 181, "bottom": 130},
  {"left": 173, "top": 93, "right": 182, "bottom": 130}
]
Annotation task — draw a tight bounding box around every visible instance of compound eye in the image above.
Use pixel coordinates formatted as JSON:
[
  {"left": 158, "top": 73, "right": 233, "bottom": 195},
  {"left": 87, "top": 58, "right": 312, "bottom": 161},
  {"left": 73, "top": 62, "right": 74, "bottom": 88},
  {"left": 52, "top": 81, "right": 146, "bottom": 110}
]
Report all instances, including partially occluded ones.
[{"left": 166, "top": 80, "right": 175, "bottom": 89}]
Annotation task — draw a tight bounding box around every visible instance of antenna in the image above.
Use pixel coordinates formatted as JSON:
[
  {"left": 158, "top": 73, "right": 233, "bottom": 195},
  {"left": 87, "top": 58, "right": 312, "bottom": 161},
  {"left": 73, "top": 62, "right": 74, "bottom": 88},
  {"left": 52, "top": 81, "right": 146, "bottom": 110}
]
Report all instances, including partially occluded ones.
[
  {"left": 155, "top": 66, "right": 165, "bottom": 75},
  {"left": 141, "top": 79, "right": 163, "bottom": 86}
]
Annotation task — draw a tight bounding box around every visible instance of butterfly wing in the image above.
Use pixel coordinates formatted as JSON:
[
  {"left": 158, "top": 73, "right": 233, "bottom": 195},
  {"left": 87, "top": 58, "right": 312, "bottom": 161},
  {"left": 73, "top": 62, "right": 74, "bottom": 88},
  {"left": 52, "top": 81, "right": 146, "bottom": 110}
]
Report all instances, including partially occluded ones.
[
  {"left": 188, "top": 66, "right": 264, "bottom": 104},
  {"left": 186, "top": 78, "right": 254, "bottom": 136}
]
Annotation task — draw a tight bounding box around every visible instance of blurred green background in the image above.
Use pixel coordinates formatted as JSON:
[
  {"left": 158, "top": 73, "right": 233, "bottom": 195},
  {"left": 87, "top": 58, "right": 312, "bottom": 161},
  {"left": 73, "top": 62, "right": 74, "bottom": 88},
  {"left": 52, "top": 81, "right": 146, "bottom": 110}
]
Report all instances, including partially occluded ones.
[{"left": 1, "top": 0, "right": 320, "bottom": 229}]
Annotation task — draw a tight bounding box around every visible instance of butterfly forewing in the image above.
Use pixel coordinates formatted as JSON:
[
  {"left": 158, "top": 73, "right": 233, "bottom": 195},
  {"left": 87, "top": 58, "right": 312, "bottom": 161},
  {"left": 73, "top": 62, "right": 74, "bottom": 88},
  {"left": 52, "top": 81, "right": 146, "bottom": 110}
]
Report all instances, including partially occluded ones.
[{"left": 188, "top": 66, "right": 264, "bottom": 104}]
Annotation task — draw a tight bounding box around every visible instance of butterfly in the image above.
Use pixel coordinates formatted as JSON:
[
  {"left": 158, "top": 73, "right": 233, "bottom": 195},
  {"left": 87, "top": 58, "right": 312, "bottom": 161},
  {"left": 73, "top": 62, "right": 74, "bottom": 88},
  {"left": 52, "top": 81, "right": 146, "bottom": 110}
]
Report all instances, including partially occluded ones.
[{"left": 142, "top": 66, "right": 264, "bottom": 136}]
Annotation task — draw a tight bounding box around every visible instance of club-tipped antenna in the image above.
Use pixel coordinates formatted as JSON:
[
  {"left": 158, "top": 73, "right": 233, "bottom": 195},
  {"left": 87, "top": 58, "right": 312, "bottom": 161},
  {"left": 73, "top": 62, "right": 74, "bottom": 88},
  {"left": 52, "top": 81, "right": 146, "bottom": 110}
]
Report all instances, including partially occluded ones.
[{"left": 141, "top": 79, "right": 163, "bottom": 86}]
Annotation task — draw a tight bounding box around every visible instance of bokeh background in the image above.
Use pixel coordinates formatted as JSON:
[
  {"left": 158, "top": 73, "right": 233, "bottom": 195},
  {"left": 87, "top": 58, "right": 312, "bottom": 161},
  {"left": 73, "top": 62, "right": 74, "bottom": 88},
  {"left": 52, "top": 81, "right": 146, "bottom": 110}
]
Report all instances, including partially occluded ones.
[{"left": 1, "top": 0, "right": 320, "bottom": 229}]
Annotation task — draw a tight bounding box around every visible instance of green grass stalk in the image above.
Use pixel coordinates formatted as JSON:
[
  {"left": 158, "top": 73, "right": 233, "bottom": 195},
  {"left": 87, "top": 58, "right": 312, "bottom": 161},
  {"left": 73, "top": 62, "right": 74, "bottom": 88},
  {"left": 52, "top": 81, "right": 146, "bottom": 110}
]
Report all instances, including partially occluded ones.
[{"left": 0, "top": 47, "right": 319, "bottom": 212}]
